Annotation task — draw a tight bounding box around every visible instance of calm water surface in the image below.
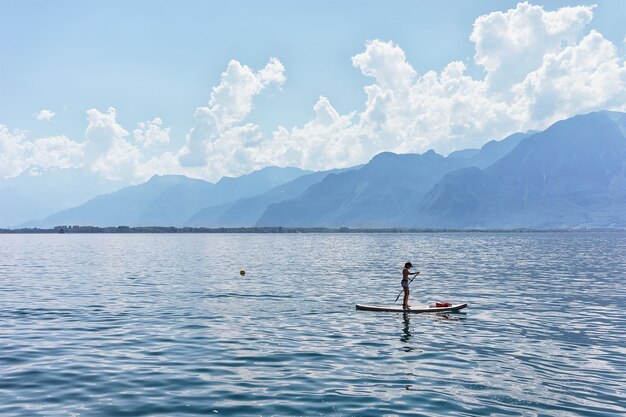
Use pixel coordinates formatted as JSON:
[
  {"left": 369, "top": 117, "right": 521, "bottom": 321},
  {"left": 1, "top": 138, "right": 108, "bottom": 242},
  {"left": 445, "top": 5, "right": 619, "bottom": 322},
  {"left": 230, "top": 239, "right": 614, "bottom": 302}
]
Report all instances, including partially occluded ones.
[{"left": 0, "top": 232, "right": 624, "bottom": 416}]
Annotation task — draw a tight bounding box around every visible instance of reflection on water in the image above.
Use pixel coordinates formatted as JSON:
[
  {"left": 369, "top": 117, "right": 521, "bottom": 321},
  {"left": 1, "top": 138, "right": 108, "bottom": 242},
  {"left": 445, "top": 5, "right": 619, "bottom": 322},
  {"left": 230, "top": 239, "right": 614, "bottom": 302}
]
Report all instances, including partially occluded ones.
[
  {"left": 0, "top": 232, "right": 625, "bottom": 416},
  {"left": 400, "top": 311, "right": 468, "bottom": 351},
  {"left": 401, "top": 313, "right": 412, "bottom": 348}
]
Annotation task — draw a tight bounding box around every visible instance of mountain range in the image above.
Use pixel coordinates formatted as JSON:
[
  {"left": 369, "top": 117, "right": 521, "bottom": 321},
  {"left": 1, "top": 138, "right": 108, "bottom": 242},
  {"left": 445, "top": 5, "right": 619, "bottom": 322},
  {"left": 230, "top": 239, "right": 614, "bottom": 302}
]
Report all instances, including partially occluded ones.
[
  {"left": 25, "top": 166, "right": 309, "bottom": 228},
  {"left": 10, "top": 110, "right": 626, "bottom": 229},
  {"left": 257, "top": 131, "right": 531, "bottom": 227},
  {"left": 0, "top": 168, "right": 127, "bottom": 227},
  {"left": 185, "top": 167, "right": 357, "bottom": 227},
  {"left": 414, "top": 111, "right": 626, "bottom": 228}
]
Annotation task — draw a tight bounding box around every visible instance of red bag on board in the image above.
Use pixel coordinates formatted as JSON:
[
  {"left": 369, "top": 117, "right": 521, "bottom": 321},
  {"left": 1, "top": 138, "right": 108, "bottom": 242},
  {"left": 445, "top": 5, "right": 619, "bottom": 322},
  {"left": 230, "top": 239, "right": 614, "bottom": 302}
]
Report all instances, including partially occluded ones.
[{"left": 434, "top": 301, "right": 452, "bottom": 307}]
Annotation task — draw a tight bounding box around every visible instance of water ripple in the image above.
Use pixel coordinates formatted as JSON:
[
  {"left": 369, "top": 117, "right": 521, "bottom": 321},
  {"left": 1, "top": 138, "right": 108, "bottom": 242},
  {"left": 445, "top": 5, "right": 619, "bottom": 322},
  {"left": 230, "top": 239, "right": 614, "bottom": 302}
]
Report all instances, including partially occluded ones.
[{"left": 0, "top": 232, "right": 625, "bottom": 416}]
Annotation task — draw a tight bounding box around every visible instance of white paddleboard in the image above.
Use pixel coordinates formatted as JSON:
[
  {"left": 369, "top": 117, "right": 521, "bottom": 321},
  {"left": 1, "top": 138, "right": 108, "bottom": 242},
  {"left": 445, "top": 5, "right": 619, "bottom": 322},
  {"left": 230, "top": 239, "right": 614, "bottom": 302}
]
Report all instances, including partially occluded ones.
[{"left": 355, "top": 303, "right": 467, "bottom": 313}]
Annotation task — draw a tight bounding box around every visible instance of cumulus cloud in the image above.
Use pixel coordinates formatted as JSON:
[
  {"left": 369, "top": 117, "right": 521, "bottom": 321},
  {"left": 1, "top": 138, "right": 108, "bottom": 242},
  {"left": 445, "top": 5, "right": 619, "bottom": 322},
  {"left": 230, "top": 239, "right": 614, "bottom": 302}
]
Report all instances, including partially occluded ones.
[
  {"left": 85, "top": 108, "right": 182, "bottom": 183},
  {"left": 0, "top": 123, "right": 84, "bottom": 178},
  {"left": 91, "top": 136, "right": 144, "bottom": 182},
  {"left": 352, "top": 39, "right": 416, "bottom": 90},
  {"left": 81, "top": 107, "right": 147, "bottom": 181},
  {"left": 178, "top": 57, "right": 286, "bottom": 168},
  {"left": 133, "top": 118, "right": 170, "bottom": 148},
  {"left": 28, "top": 136, "right": 85, "bottom": 170},
  {"left": 512, "top": 30, "right": 626, "bottom": 126},
  {"left": 169, "top": 0, "right": 626, "bottom": 180},
  {"left": 6, "top": 2, "right": 626, "bottom": 183},
  {"left": 33, "top": 109, "right": 55, "bottom": 121},
  {"left": 258, "top": 41, "right": 509, "bottom": 166},
  {"left": 82, "top": 108, "right": 188, "bottom": 183},
  {"left": 5, "top": 103, "right": 179, "bottom": 183},
  {"left": 259, "top": 2, "right": 625, "bottom": 165},
  {"left": 83, "top": 107, "right": 146, "bottom": 182},
  {"left": 84, "top": 107, "right": 129, "bottom": 157},
  {"left": 471, "top": 2, "right": 594, "bottom": 93},
  {"left": 266, "top": 97, "right": 359, "bottom": 171},
  {"left": 0, "top": 125, "right": 29, "bottom": 177}
]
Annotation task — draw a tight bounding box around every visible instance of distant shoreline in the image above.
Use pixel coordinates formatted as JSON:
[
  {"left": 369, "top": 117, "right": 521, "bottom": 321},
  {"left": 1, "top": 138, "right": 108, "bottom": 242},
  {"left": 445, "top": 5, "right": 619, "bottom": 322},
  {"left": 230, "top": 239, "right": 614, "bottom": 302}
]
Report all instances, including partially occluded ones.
[{"left": 1, "top": 226, "right": 625, "bottom": 234}]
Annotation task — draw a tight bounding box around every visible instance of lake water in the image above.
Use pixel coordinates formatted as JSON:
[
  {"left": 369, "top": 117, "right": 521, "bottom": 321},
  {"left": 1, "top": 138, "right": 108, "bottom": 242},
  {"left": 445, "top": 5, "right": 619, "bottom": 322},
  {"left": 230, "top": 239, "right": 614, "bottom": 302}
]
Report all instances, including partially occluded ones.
[{"left": 0, "top": 232, "right": 625, "bottom": 417}]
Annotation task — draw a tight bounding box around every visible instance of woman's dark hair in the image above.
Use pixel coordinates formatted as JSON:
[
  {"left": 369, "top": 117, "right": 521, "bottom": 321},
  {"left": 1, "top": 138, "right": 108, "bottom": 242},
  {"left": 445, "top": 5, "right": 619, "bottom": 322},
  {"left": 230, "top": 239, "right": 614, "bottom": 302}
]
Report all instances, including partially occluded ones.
[{"left": 404, "top": 262, "right": 413, "bottom": 268}]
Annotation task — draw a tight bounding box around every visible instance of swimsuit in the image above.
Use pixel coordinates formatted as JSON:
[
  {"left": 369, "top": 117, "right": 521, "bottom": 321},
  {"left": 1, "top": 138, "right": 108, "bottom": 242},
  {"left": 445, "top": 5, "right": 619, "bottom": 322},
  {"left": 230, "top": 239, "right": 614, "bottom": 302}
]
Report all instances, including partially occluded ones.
[{"left": 401, "top": 280, "right": 409, "bottom": 289}]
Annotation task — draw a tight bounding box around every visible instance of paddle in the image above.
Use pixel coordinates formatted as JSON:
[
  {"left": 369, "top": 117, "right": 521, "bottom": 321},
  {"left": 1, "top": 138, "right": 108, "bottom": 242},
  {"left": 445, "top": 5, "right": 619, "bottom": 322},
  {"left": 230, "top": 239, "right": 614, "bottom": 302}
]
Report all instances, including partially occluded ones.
[{"left": 394, "top": 271, "right": 420, "bottom": 302}]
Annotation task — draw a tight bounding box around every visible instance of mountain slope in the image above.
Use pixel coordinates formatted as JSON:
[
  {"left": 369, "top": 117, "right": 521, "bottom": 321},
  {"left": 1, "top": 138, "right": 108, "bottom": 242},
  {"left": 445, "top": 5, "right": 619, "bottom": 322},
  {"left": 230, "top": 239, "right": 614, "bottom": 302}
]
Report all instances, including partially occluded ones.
[
  {"left": 256, "top": 132, "right": 529, "bottom": 227},
  {"left": 0, "top": 168, "right": 127, "bottom": 227},
  {"left": 25, "top": 175, "right": 212, "bottom": 227},
  {"left": 185, "top": 168, "right": 354, "bottom": 227},
  {"left": 257, "top": 151, "right": 463, "bottom": 227},
  {"left": 27, "top": 166, "right": 309, "bottom": 227},
  {"left": 415, "top": 111, "right": 626, "bottom": 228}
]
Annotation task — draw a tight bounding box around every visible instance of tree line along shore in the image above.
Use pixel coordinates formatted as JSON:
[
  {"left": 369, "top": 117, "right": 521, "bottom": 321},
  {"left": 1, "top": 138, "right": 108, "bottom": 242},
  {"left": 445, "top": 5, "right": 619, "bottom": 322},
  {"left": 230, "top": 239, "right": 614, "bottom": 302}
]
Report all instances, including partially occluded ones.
[{"left": 1, "top": 226, "right": 624, "bottom": 234}]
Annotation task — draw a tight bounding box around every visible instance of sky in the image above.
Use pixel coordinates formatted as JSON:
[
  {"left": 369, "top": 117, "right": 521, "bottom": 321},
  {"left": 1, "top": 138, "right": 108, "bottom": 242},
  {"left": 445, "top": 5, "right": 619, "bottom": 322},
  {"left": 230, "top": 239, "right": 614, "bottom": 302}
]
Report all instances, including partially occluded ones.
[{"left": 1, "top": 0, "right": 625, "bottom": 183}]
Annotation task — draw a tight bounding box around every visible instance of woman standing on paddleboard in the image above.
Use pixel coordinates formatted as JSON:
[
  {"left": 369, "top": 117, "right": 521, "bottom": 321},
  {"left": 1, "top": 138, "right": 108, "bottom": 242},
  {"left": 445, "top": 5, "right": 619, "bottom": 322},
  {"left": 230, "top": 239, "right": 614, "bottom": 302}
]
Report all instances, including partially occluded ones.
[{"left": 402, "top": 262, "right": 420, "bottom": 310}]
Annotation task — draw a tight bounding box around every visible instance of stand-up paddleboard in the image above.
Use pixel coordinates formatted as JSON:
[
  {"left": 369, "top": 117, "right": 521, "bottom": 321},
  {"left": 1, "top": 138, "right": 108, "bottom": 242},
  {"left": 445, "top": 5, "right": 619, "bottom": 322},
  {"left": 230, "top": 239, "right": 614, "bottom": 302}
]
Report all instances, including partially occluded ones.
[{"left": 355, "top": 303, "right": 467, "bottom": 313}]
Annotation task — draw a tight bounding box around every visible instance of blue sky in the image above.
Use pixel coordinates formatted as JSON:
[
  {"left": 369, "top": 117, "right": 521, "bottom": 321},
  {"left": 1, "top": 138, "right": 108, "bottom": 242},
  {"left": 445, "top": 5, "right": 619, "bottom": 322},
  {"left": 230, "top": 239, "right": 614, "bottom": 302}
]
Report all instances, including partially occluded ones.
[{"left": 1, "top": 1, "right": 625, "bottom": 182}]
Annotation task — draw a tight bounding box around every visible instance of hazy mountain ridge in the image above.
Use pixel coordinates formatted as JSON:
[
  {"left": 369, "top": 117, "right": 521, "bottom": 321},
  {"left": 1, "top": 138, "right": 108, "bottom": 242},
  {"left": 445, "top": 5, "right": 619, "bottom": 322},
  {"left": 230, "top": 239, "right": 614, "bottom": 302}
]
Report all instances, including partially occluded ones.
[
  {"left": 257, "top": 131, "right": 531, "bottom": 227},
  {"left": 415, "top": 111, "right": 626, "bottom": 228},
  {"left": 23, "top": 175, "right": 209, "bottom": 228},
  {"left": 13, "top": 111, "right": 626, "bottom": 229},
  {"left": 25, "top": 167, "right": 310, "bottom": 228},
  {"left": 185, "top": 167, "right": 358, "bottom": 227},
  {"left": 0, "top": 168, "right": 128, "bottom": 227},
  {"left": 257, "top": 151, "right": 460, "bottom": 227}
]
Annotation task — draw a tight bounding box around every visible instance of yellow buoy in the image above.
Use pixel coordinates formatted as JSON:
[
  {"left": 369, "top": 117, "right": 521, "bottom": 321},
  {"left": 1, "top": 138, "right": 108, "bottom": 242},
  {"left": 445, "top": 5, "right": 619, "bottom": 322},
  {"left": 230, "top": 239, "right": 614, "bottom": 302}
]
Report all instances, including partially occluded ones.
[{"left": 240, "top": 270, "right": 246, "bottom": 276}]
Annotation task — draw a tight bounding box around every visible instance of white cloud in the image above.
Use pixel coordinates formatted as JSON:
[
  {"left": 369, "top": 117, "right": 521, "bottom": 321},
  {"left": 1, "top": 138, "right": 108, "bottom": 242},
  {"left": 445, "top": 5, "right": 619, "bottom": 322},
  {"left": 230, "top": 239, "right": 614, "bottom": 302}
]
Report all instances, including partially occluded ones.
[
  {"left": 512, "top": 30, "right": 626, "bottom": 126},
  {"left": 133, "top": 118, "right": 170, "bottom": 148},
  {"left": 0, "top": 124, "right": 29, "bottom": 177},
  {"left": 167, "top": 0, "right": 625, "bottom": 180},
  {"left": 85, "top": 107, "right": 147, "bottom": 182},
  {"left": 258, "top": 2, "right": 624, "bottom": 166},
  {"left": 7, "top": 2, "right": 626, "bottom": 183},
  {"left": 259, "top": 41, "right": 511, "bottom": 166},
  {"left": 352, "top": 39, "right": 416, "bottom": 90},
  {"left": 135, "top": 152, "right": 185, "bottom": 180},
  {"left": 203, "top": 123, "right": 267, "bottom": 177},
  {"left": 471, "top": 2, "right": 594, "bottom": 92},
  {"left": 267, "top": 97, "right": 360, "bottom": 171},
  {"left": 33, "top": 109, "right": 55, "bottom": 121},
  {"left": 178, "top": 57, "right": 286, "bottom": 168},
  {"left": 91, "top": 136, "right": 144, "bottom": 182},
  {"left": 28, "top": 136, "right": 85, "bottom": 170},
  {"left": 0, "top": 123, "right": 84, "bottom": 178},
  {"left": 85, "top": 107, "right": 129, "bottom": 157},
  {"left": 84, "top": 109, "right": 190, "bottom": 183},
  {"left": 5, "top": 108, "right": 180, "bottom": 183}
]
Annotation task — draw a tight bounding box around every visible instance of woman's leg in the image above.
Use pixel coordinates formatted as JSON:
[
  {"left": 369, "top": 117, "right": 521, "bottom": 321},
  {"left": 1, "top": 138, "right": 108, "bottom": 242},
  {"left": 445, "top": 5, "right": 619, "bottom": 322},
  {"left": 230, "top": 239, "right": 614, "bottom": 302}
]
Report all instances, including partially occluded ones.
[{"left": 403, "top": 287, "right": 409, "bottom": 309}]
